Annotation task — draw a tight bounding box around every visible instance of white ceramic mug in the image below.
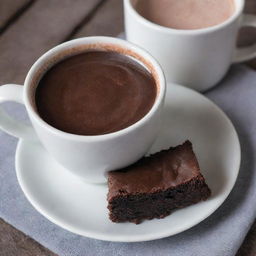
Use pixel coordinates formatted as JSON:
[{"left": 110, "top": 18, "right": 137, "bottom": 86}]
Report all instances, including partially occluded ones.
[
  {"left": 0, "top": 37, "right": 166, "bottom": 183},
  {"left": 124, "top": 0, "right": 256, "bottom": 91}
]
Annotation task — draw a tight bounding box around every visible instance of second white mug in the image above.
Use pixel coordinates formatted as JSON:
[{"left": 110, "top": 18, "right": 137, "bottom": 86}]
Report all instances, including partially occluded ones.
[{"left": 124, "top": 0, "right": 256, "bottom": 91}]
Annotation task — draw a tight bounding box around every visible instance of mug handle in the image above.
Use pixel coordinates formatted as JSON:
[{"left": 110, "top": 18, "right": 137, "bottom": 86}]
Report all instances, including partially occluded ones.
[
  {"left": 233, "top": 14, "right": 256, "bottom": 63},
  {"left": 0, "top": 84, "right": 36, "bottom": 140}
]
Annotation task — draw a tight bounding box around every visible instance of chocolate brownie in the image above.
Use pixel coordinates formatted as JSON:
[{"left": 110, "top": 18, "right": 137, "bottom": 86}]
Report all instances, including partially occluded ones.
[{"left": 107, "top": 141, "right": 211, "bottom": 224}]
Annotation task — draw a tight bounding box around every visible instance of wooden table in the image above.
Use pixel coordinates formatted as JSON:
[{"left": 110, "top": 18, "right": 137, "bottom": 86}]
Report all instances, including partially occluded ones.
[{"left": 0, "top": 1, "right": 255, "bottom": 255}]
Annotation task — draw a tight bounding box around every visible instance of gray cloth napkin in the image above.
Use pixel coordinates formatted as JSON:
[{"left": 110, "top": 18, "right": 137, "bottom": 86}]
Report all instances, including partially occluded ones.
[{"left": 0, "top": 65, "right": 256, "bottom": 256}]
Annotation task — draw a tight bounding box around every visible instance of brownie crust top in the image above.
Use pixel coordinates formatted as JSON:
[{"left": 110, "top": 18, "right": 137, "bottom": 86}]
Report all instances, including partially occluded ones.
[{"left": 108, "top": 141, "right": 203, "bottom": 199}]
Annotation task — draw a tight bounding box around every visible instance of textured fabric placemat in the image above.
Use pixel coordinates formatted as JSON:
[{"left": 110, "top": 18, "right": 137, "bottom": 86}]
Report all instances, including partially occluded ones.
[{"left": 0, "top": 65, "right": 255, "bottom": 256}]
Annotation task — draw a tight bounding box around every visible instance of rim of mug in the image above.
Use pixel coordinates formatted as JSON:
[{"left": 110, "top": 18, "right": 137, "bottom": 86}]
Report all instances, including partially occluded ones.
[
  {"left": 24, "top": 36, "right": 166, "bottom": 141},
  {"left": 125, "top": 0, "right": 245, "bottom": 35}
]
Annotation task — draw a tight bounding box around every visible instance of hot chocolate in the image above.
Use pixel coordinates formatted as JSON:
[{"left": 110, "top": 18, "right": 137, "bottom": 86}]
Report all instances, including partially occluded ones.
[
  {"left": 35, "top": 51, "right": 157, "bottom": 136},
  {"left": 135, "top": 0, "right": 235, "bottom": 30}
]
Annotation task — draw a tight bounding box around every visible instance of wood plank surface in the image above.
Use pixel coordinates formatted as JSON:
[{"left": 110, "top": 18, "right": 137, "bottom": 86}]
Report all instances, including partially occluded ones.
[
  {"left": 0, "top": 0, "right": 256, "bottom": 255},
  {"left": 0, "top": 218, "right": 56, "bottom": 256},
  {"left": 0, "top": 0, "right": 103, "bottom": 85},
  {"left": 73, "top": 0, "right": 123, "bottom": 38},
  {"left": 0, "top": 0, "right": 32, "bottom": 32},
  {"left": 239, "top": 0, "right": 256, "bottom": 69}
]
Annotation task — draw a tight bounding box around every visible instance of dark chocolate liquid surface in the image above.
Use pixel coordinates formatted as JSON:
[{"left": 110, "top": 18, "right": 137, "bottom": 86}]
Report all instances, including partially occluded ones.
[{"left": 36, "top": 51, "right": 157, "bottom": 135}]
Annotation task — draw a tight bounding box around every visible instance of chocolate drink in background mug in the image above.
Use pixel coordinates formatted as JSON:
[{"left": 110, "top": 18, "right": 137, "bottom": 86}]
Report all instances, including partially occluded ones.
[
  {"left": 124, "top": 0, "right": 256, "bottom": 91},
  {"left": 135, "top": 0, "right": 235, "bottom": 30}
]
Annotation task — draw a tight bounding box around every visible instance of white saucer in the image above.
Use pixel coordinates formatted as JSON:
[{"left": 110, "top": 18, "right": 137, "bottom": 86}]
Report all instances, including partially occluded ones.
[{"left": 15, "top": 84, "right": 241, "bottom": 242}]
